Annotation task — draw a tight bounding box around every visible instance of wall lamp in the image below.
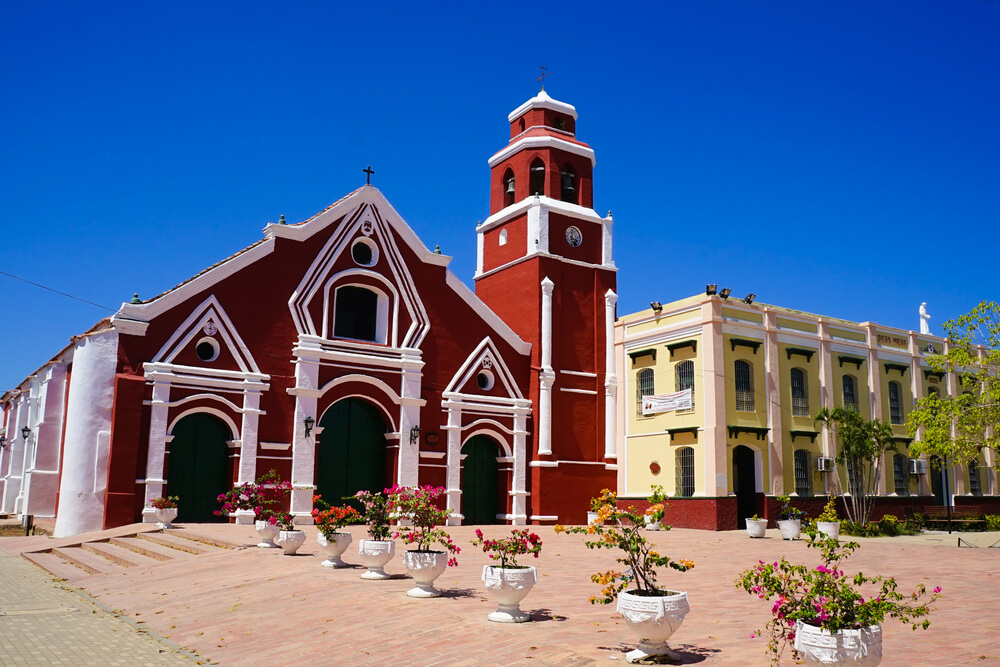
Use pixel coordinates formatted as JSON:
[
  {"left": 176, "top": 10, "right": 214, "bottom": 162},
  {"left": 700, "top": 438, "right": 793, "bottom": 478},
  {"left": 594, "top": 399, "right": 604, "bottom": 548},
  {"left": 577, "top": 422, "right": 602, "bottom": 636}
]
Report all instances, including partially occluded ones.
[
  {"left": 650, "top": 301, "right": 662, "bottom": 313},
  {"left": 0, "top": 436, "right": 6, "bottom": 449},
  {"left": 22, "top": 426, "right": 31, "bottom": 441},
  {"left": 303, "top": 416, "right": 315, "bottom": 438},
  {"left": 409, "top": 425, "right": 421, "bottom": 446},
  {"left": 706, "top": 284, "right": 717, "bottom": 296},
  {"left": 719, "top": 288, "right": 732, "bottom": 299},
  {"left": 744, "top": 293, "right": 756, "bottom": 305}
]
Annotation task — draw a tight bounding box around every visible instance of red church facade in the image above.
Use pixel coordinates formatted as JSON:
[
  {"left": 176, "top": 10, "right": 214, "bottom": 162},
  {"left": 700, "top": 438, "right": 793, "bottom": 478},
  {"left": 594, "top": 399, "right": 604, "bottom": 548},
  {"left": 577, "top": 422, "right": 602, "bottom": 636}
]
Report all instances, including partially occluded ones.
[{"left": 0, "top": 90, "right": 619, "bottom": 536}]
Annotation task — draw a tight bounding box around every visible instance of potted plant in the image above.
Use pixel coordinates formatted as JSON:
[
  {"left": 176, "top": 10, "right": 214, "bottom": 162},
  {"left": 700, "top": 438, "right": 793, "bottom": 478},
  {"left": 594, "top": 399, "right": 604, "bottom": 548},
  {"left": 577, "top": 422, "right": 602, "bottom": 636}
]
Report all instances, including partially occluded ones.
[
  {"left": 311, "top": 494, "right": 361, "bottom": 567},
  {"left": 586, "top": 495, "right": 603, "bottom": 525},
  {"left": 386, "top": 484, "right": 460, "bottom": 597},
  {"left": 644, "top": 485, "right": 668, "bottom": 531},
  {"left": 215, "top": 469, "right": 292, "bottom": 548},
  {"left": 272, "top": 511, "right": 306, "bottom": 555},
  {"left": 471, "top": 527, "right": 543, "bottom": 623},
  {"left": 816, "top": 496, "right": 841, "bottom": 540},
  {"left": 355, "top": 489, "right": 395, "bottom": 579},
  {"left": 746, "top": 513, "right": 768, "bottom": 538},
  {"left": 556, "top": 489, "right": 694, "bottom": 663},
  {"left": 776, "top": 494, "right": 804, "bottom": 540},
  {"left": 150, "top": 496, "right": 180, "bottom": 529},
  {"left": 735, "top": 534, "right": 940, "bottom": 666}
]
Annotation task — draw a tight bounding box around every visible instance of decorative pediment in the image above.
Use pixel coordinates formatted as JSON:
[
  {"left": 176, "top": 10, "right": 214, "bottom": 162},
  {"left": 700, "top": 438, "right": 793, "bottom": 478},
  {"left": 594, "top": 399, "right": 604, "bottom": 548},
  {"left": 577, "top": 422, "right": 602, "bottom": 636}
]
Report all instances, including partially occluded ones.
[
  {"left": 151, "top": 296, "right": 260, "bottom": 374},
  {"left": 445, "top": 337, "right": 524, "bottom": 400}
]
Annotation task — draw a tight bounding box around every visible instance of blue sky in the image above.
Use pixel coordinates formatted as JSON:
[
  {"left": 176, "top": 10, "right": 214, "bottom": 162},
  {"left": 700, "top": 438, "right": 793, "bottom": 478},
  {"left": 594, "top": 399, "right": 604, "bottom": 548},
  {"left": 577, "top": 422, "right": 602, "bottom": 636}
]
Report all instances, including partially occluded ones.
[{"left": 2, "top": 1, "right": 998, "bottom": 391}]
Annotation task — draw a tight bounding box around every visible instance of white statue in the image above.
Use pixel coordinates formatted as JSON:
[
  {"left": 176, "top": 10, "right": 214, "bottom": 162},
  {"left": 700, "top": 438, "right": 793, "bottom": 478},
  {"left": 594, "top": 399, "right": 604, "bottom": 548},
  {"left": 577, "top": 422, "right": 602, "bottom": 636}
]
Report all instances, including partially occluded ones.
[{"left": 919, "top": 302, "right": 931, "bottom": 335}]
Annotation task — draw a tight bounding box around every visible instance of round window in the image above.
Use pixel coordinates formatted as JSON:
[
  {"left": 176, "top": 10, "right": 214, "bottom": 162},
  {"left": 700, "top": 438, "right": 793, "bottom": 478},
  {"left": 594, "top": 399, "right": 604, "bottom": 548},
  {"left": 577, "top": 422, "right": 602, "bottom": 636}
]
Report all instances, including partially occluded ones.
[
  {"left": 351, "top": 239, "right": 378, "bottom": 266},
  {"left": 195, "top": 337, "right": 220, "bottom": 362},
  {"left": 477, "top": 371, "right": 495, "bottom": 391}
]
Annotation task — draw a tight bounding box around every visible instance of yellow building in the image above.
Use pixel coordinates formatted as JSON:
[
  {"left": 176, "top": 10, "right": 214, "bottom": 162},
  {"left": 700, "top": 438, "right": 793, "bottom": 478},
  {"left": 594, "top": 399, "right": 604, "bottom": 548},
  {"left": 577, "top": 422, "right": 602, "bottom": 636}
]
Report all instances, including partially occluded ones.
[{"left": 614, "top": 292, "right": 998, "bottom": 530}]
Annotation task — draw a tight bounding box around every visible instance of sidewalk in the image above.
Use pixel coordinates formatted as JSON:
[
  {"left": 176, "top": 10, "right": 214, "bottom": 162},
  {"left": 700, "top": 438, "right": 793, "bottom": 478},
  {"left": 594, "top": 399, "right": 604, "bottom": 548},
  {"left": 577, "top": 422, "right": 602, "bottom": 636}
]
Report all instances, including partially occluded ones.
[{"left": 4, "top": 523, "right": 1000, "bottom": 666}]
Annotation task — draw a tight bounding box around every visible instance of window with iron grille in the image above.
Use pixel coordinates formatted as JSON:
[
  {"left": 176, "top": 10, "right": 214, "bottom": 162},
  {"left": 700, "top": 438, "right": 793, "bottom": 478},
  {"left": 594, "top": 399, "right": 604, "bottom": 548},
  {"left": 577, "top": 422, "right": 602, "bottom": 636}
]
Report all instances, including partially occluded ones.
[
  {"left": 636, "top": 368, "right": 654, "bottom": 418},
  {"left": 794, "top": 449, "right": 812, "bottom": 497},
  {"left": 675, "top": 360, "right": 695, "bottom": 413},
  {"left": 888, "top": 381, "right": 903, "bottom": 425},
  {"left": 735, "top": 360, "right": 754, "bottom": 412},
  {"left": 791, "top": 368, "right": 809, "bottom": 417},
  {"left": 969, "top": 459, "right": 982, "bottom": 496},
  {"left": 842, "top": 375, "right": 858, "bottom": 411},
  {"left": 893, "top": 453, "right": 909, "bottom": 496},
  {"left": 676, "top": 447, "right": 695, "bottom": 497}
]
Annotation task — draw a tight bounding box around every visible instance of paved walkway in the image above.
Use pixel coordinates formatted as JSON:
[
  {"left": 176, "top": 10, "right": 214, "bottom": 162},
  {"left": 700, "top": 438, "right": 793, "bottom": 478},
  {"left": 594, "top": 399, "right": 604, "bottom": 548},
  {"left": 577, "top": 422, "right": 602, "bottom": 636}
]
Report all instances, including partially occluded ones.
[{"left": 3, "top": 524, "right": 1000, "bottom": 666}]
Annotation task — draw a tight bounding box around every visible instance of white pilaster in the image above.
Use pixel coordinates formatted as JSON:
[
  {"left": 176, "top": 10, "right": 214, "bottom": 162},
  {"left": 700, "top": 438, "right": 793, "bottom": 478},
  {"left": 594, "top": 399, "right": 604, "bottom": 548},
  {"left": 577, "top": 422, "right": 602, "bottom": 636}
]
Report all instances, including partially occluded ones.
[
  {"left": 601, "top": 212, "right": 615, "bottom": 268},
  {"left": 141, "top": 381, "right": 172, "bottom": 523},
  {"left": 603, "top": 290, "right": 618, "bottom": 459},
  {"left": 290, "top": 352, "right": 320, "bottom": 519},
  {"left": 445, "top": 406, "right": 463, "bottom": 526},
  {"left": 701, "top": 300, "right": 728, "bottom": 496},
  {"left": 397, "top": 350, "right": 425, "bottom": 487},
  {"left": 538, "top": 277, "right": 555, "bottom": 456},
  {"left": 764, "top": 310, "right": 783, "bottom": 495},
  {"left": 511, "top": 404, "right": 530, "bottom": 524}
]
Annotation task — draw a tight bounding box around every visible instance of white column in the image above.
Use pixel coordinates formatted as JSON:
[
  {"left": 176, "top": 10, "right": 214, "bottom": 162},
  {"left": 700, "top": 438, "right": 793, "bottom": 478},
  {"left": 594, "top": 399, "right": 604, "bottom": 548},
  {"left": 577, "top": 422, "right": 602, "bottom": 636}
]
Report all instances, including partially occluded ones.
[
  {"left": 15, "top": 380, "right": 40, "bottom": 515},
  {"left": 236, "top": 389, "right": 264, "bottom": 524},
  {"left": 511, "top": 403, "right": 530, "bottom": 525},
  {"left": 290, "top": 347, "right": 320, "bottom": 519},
  {"left": 53, "top": 330, "right": 119, "bottom": 537},
  {"left": 397, "top": 350, "right": 425, "bottom": 487},
  {"left": 141, "top": 380, "right": 172, "bottom": 523},
  {"left": 445, "top": 404, "right": 462, "bottom": 526},
  {"left": 603, "top": 289, "right": 618, "bottom": 459},
  {"left": 5, "top": 392, "right": 29, "bottom": 515},
  {"left": 538, "top": 277, "right": 555, "bottom": 456},
  {"left": 601, "top": 212, "right": 615, "bottom": 268}
]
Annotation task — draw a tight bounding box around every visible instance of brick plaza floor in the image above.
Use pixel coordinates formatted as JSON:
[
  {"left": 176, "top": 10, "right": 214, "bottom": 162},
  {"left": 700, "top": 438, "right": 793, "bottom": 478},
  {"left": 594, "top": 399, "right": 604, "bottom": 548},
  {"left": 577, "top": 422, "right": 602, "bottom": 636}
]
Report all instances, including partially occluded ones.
[{"left": 4, "top": 523, "right": 1000, "bottom": 666}]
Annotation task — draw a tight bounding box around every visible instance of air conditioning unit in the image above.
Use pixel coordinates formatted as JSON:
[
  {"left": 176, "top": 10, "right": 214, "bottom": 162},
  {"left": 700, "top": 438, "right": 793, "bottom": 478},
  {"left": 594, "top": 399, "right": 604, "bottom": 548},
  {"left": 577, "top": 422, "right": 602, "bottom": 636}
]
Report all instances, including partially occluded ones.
[
  {"left": 908, "top": 458, "right": 928, "bottom": 475},
  {"left": 816, "top": 457, "right": 834, "bottom": 472}
]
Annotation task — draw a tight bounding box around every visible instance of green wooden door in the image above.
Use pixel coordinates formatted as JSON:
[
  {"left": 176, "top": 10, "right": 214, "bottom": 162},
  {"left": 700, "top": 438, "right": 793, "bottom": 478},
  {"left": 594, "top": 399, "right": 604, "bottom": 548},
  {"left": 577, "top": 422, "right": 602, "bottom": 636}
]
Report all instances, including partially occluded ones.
[
  {"left": 733, "top": 445, "right": 757, "bottom": 526},
  {"left": 316, "top": 398, "right": 387, "bottom": 507},
  {"left": 461, "top": 435, "right": 499, "bottom": 525},
  {"left": 166, "top": 413, "right": 230, "bottom": 523}
]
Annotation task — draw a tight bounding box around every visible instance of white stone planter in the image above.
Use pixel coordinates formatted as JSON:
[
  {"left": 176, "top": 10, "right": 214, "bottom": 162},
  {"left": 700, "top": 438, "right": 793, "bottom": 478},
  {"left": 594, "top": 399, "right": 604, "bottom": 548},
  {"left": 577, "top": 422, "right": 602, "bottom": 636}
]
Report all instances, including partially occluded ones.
[
  {"left": 316, "top": 531, "right": 353, "bottom": 567},
  {"left": 745, "top": 518, "right": 768, "bottom": 538},
  {"left": 777, "top": 518, "right": 802, "bottom": 540},
  {"left": 154, "top": 507, "right": 178, "bottom": 529},
  {"left": 358, "top": 539, "right": 395, "bottom": 579},
  {"left": 255, "top": 520, "right": 279, "bottom": 548},
  {"left": 794, "top": 621, "right": 882, "bottom": 666},
  {"left": 643, "top": 514, "right": 663, "bottom": 531},
  {"left": 482, "top": 565, "right": 537, "bottom": 623},
  {"left": 402, "top": 550, "right": 449, "bottom": 597},
  {"left": 587, "top": 511, "right": 600, "bottom": 524},
  {"left": 276, "top": 529, "right": 306, "bottom": 555},
  {"left": 817, "top": 521, "right": 841, "bottom": 540},
  {"left": 616, "top": 590, "right": 690, "bottom": 663}
]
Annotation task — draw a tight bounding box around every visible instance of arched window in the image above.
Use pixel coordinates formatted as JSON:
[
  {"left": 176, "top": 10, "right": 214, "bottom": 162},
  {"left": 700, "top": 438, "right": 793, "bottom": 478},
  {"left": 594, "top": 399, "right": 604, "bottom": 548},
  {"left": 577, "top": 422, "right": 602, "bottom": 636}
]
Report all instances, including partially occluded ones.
[
  {"left": 794, "top": 449, "right": 812, "bottom": 497},
  {"left": 529, "top": 158, "right": 545, "bottom": 196},
  {"left": 892, "top": 453, "right": 909, "bottom": 495},
  {"left": 791, "top": 368, "right": 809, "bottom": 417},
  {"left": 675, "top": 360, "right": 695, "bottom": 412},
  {"left": 735, "top": 360, "right": 754, "bottom": 412},
  {"left": 636, "top": 368, "right": 654, "bottom": 418},
  {"left": 333, "top": 285, "right": 379, "bottom": 342},
  {"left": 560, "top": 164, "right": 576, "bottom": 203},
  {"left": 676, "top": 447, "right": 694, "bottom": 497},
  {"left": 888, "top": 381, "right": 903, "bottom": 425},
  {"left": 927, "top": 386, "right": 939, "bottom": 398},
  {"left": 969, "top": 458, "right": 982, "bottom": 496},
  {"left": 498, "top": 229, "right": 508, "bottom": 246},
  {"left": 503, "top": 169, "right": 515, "bottom": 207},
  {"left": 518, "top": 118, "right": 525, "bottom": 133},
  {"left": 842, "top": 375, "right": 858, "bottom": 411}
]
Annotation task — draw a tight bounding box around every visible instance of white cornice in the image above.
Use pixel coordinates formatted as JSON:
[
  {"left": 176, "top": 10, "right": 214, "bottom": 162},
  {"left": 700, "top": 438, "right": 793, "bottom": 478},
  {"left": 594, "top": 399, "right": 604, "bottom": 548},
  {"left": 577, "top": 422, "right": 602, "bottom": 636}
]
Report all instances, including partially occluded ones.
[
  {"left": 507, "top": 90, "right": 578, "bottom": 122},
  {"left": 488, "top": 136, "right": 595, "bottom": 168},
  {"left": 478, "top": 195, "right": 608, "bottom": 234},
  {"left": 475, "top": 250, "right": 618, "bottom": 282}
]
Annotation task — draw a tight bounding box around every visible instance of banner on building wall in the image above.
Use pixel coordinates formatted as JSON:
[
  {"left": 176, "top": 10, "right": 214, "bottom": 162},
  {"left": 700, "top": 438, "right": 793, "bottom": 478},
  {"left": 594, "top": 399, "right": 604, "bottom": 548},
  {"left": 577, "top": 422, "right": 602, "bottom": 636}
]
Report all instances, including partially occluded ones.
[{"left": 641, "top": 388, "right": 693, "bottom": 416}]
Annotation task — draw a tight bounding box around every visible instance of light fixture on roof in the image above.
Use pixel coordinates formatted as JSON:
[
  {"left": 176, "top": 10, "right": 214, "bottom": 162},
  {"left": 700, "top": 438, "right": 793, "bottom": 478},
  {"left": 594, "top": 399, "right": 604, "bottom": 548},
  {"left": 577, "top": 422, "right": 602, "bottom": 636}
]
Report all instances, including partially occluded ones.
[
  {"left": 650, "top": 301, "right": 663, "bottom": 313},
  {"left": 744, "top": 293, "right": 756, "bottom": 305},
  {"left": 719, "top": 288, "right": 732, "bottom": 300},
  {"left": 706, "top": 284, "right": 717, "bottom": 296}
]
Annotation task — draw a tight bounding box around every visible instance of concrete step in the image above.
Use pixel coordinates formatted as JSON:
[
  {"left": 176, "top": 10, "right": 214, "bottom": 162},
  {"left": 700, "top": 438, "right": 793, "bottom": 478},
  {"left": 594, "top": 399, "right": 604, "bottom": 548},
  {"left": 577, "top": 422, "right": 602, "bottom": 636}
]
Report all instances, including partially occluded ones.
[
  {"left": 111, "top": 536, "right": 196, "bottom": 561},
  {"left": 83, "top": 540, "right": 163, "bottom": 567},
  {"left": 51, "top": 546, "right": 127, "bottom": 576},
  {"left": 21, "top": 551, "right": 90, "bottom": 582},
  {"left": 136, "top": 531, "right": 222, "bottom": 555},
  {"left": 166, "top": 529, "right": 243, "bottom": 550}
]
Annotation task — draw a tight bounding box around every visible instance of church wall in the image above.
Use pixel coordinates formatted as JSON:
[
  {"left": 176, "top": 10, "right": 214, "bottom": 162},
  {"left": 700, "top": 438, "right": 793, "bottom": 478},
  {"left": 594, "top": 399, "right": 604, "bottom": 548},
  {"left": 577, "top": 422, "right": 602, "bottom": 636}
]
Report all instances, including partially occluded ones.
[{"left": 104, "top": 373, "right": 147, "bottom": 528}]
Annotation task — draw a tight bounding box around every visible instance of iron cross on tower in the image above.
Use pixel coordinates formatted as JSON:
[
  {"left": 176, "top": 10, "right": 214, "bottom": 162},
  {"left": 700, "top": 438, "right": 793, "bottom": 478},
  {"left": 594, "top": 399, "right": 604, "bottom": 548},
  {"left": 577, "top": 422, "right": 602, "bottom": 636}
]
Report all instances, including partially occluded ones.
[
  {"left": 537, "top": 66, "right": 550, "bottom": 90},
  {"left": 363, "top": 165, "right": 375, "bottom": 185}
]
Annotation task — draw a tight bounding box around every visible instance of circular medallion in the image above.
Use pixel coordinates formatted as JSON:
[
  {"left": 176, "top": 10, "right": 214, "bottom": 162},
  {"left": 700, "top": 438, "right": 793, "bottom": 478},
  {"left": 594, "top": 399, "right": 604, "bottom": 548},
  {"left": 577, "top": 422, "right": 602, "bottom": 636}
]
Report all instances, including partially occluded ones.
[{"left": 565, "top": 226, "right": 583, "bottom": 247}]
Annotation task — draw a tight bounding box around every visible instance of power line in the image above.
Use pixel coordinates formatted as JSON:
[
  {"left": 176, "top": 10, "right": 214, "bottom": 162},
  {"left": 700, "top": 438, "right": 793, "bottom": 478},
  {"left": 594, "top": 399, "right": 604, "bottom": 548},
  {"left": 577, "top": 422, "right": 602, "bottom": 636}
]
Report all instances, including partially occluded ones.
[{"left": 0, "top": 270, "right": 117, "bottom": 313}]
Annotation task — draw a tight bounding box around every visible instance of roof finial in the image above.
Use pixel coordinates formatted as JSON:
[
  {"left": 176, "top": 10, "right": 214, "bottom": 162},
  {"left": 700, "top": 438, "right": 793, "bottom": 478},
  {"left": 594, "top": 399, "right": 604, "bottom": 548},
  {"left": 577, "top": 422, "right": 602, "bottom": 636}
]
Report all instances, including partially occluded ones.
[
  {"left": 130, "top": 293, "right": 141, "bottom": 304},
  {"left": 363, "top": 165, "right": 375, "bottom": 185},
  {"left": 537, "top": 66, "right": 550, "bottom": 91},
  {"left": 434, "top": 245, "right": 441, "bottom": 254},
  {"left": 278, "top": 214, "right": 286, "bottom": 225}
]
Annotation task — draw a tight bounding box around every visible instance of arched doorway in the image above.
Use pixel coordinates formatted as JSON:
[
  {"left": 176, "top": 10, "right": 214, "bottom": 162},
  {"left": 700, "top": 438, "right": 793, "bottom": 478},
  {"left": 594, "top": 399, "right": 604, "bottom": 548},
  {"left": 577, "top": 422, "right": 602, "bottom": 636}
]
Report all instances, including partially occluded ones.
[
  {"left": 930, "top": 456, "right": 946, "bottom": 506},
  {"left": 461, "top": 435, "right": 500, "bottom": 525},
  {"left": 732, "top": 445, "right": 757, "bottom": 527},
  {"left": 316, "top": 398, "right": 388, "bottom": 508},
  {"left": 166, "top": 413, "right": 231, "bottom": 523}
]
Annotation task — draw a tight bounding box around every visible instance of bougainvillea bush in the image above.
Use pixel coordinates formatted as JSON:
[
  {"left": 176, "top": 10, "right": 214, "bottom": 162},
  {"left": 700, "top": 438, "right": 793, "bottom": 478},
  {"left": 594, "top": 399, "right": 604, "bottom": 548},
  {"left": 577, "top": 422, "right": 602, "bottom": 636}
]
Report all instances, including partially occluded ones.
[
  {"left": 311, "top": 494, "right": 361, "bottom": 538},
  {"left": 355, "top": 489, "right": 392, "bottom": 541},
  {"left": 471, "top": 528, "right": 542, "bottom": 568},
  {"left": 386, "top": 485, "right": 459, "bottom": 566},
  {"left": 215, "top": 469, "right": 291, "bottom": 520}
]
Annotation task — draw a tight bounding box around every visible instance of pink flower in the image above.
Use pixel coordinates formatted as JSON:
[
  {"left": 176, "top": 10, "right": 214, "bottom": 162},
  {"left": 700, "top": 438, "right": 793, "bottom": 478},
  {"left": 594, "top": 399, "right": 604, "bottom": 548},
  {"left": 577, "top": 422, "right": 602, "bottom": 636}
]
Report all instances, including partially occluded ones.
[{"left": 933, "top": 586, "right": 942, "bottom": 594}]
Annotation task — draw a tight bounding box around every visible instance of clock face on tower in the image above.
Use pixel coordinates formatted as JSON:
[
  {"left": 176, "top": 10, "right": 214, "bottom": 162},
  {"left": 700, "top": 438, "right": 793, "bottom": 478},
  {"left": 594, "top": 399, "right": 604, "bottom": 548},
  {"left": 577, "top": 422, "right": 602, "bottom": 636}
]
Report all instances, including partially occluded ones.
[{"left": 565, "top": 226, "right": 583, "bottom": 247}]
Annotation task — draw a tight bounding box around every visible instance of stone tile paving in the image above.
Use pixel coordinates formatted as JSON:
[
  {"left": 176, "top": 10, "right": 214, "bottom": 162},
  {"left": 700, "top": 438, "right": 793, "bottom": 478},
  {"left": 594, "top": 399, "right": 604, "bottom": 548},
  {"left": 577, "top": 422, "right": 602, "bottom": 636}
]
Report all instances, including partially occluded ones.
[
  {"left": 0, "top": 545, "right": 201, "bottom": 666},
  {"left": 13, "top": 523, "right": 996, "bottom": 667}
]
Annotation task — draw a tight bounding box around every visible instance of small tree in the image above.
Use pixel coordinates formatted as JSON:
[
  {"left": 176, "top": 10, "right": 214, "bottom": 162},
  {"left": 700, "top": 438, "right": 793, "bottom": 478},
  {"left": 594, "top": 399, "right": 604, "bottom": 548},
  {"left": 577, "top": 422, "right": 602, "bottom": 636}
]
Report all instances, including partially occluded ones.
[
  {"left": 814, "top": 407, "right": 895, "bottom": 525},
  {"left": 907, "top": 301, "right": 1000, "bottom": 466}
]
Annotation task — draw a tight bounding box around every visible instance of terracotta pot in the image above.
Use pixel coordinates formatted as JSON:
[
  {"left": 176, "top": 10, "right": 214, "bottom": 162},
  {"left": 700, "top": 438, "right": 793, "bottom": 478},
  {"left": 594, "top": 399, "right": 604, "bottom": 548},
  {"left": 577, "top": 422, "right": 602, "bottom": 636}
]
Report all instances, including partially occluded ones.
[{"left": 616, "top": 590, "right": 690, "bottom": 663}]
